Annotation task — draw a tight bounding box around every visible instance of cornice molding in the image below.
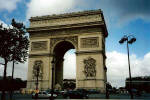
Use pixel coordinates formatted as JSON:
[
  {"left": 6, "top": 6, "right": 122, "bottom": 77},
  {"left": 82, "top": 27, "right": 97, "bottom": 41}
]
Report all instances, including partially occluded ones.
[
  {"left": 76, "top": 50, "right": 106, "bottom": 58},
  {"left": 29, "top": 53, "right": 52, "bottom": 58},
  {"left": 30, "top": 27, "right": 102, "bottom": 38},
  {"left": 30, "top": 9, "right": 102, "bottom": 21},
  {"left": 77, "top": 79, "right": 105, "bottom": 81},
  {"left": 27, "top": 21, "right": 104, "bottom": 32},
  {"left": 76, "top": 50, "right": 104, "bottom": 55}
]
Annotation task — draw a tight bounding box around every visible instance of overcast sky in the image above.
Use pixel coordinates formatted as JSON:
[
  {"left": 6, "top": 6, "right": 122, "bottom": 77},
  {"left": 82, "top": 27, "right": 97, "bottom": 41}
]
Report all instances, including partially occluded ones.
[{"left": 0, "top": 0, "right": 150, "bottom": 88}]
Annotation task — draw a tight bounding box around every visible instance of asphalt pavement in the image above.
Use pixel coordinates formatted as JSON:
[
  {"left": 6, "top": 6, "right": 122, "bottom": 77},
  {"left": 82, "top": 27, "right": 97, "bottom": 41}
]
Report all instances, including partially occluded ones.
[{"left": 0, "top": 93, "right": 150, "bottom": 100}]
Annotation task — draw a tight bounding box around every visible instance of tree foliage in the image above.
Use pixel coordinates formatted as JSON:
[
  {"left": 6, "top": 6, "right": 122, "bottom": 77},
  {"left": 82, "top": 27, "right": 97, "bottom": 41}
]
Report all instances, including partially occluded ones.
[
  {"left": 0, "top": 19, "right": 29, "bottom": 63},
  {"left": 0, "top": 19, "right": 29, "bottom": 100}
]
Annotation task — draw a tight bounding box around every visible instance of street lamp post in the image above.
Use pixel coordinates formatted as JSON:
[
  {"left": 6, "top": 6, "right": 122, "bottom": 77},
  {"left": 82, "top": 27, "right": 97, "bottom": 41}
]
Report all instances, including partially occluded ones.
[
  {"left": 104, "top": 66, "right": 109, "bottom": 99},
  {"left": 36, "top": 67, "right": 40, "bottom": 90},
  {"left": 35, "top": 65, "right": 40, "bottom": 99},
  {"left": 119, "top": 35, "right": 136, "bottom": 99}
]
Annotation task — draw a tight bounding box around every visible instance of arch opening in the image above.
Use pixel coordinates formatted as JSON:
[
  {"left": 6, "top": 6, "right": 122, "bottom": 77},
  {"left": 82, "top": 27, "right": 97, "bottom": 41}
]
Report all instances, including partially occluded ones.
[{"left": 53, "top": 41, "right": 76, "bottom": 89}]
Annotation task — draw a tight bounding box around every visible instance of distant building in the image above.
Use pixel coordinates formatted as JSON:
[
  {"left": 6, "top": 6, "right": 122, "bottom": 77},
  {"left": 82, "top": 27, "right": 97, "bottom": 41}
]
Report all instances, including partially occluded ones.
[{"left": 126, "top": 76, "right": 150, "bottom": 93}]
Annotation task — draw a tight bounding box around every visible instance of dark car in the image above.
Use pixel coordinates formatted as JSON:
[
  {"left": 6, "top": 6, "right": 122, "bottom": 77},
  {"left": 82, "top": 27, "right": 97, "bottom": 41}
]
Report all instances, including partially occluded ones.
[
  {"left": 63, "top": 89, "right": 88, "bottom": 99},
  {"left": 88, "top": 89, "right": 100, "bottom": 94},
  {"left": 46, "top": 89, "right": 61, "bottom": 95}
]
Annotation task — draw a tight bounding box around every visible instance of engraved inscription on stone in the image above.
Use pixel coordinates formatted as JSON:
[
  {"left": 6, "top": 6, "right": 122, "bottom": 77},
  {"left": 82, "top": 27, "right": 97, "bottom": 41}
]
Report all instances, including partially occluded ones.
[
  {"left": 31, "top": 41, "right": 48, "bottom": 51},
  {"left": 80, "top": 37, "right": 99, "bottom": 48},
  {"left": 83, "top": 57, "right": 96, "bottom": 77}
]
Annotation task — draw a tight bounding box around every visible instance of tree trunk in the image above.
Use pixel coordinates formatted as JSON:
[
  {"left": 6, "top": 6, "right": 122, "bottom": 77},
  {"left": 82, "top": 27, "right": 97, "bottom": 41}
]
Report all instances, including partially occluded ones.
[
  {"left": 9, "top": 61, "right": 15, "bottom": 100},
  {"left": 1, "top": 60, "right": 8, "bottom": 100},
  {"left": 12, "top": 61, "right": 15, "bottom": 79}
]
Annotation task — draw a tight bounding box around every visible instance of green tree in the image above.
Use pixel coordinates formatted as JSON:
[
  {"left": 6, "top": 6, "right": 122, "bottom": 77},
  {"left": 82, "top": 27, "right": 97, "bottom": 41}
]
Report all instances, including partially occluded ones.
[{"left": 0, "top": 19, "right": 29, "bottom": 100}]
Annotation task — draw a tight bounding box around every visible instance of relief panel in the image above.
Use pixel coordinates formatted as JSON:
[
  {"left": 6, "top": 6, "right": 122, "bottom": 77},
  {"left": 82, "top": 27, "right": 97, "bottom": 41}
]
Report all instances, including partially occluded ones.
[
  {"left": 32, "top": 60, "right": 43, "bottom": 80},
  {"left": 31, "top": 41, "right": 48, "bottom": 51},
  {"left": 83, "top": 57, "right": 96, "bottom": 78},
  {"left": 50, "top": 36, "right": 78, "bottom": 50},
  {"left": 80, "top": 37, "right": 99, "bottom": 48}
]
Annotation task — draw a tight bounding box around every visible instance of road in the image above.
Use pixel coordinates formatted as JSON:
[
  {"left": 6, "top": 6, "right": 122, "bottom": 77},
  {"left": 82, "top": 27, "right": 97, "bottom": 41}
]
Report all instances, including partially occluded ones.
[{"left": 0, "top": 93, "right": 150, "bottom": 100}]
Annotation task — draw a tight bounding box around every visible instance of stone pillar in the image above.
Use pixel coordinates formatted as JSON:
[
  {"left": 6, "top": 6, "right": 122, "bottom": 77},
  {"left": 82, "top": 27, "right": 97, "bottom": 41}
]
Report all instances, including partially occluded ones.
[
  {"left": 55, "top": 58, "right": 64, "bottom": 88},
  {"left": 76, "top": 34, "right": 106, "bottom": 92}
]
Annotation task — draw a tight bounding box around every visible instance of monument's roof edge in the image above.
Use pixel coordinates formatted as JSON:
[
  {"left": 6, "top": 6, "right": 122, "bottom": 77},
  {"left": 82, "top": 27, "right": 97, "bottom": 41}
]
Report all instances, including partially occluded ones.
[
  {"left": 27, "top": 21, "right": 104, "bottom": 31},
  {"left": 30, "top": 9, "right": 102, "bottom": 21},
  {"left": 27, "top": 21, "right": 108, "bottom": 37}
]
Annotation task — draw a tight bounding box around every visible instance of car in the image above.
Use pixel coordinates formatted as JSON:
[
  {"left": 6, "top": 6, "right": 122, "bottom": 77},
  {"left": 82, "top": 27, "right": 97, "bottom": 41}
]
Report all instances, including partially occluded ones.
[
  {"left": 88, "top": 89, "right": 100, "bottom": 94},
  {"left": 46, "top": 89, "right": 61, "bottom": 95},
  {"left": 63, "top": 89, "right": 88, "bottom": 99},
  {"left": 60, "top": 90, "right": 66, "bottom": 95},
  {"left": 32, "top": 91, "right": 57, "bottom": 99}
]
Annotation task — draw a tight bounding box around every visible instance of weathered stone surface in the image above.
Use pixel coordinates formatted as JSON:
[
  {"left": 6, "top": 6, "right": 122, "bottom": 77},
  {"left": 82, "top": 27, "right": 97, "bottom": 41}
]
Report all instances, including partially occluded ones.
[
  {"left": 50, "top": 36, "right": 78, "bottom": 51},
  {"left": 30, "top": 15, "right": 102, "bottom": 28},
  {"left": 81, "top": 37, "right": 99, "bottom": 48},
  {"left": 29, "top": 10, "right": 102, "bottom": 28},
  {"left": 32, "top": 60, "right": 43, "bottom": 79},
  {"left": 83, "top": 57, "right": 96, "bottom": 77},
  {"left": 27, "top": 9, "right": 108, "bottom": 92},
  {"left": 31, "top": 41, "right": 48, "bottom": 51}
]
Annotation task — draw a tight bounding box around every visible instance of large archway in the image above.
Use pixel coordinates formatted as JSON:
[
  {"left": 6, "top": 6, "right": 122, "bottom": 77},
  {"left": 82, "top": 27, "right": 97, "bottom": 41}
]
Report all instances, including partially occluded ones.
[
  {"left": 27, "top": 9, "right": 108, "bottom": 92},
  {"left": 53, "top": 41, "right": 75, "bottom": 88}
]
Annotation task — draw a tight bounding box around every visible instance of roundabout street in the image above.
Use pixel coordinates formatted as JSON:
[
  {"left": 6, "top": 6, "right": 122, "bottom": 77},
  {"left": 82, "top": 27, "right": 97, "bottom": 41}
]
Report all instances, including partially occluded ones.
[{"left": 0, "top": 92, "right": 150, "bottom": 100}]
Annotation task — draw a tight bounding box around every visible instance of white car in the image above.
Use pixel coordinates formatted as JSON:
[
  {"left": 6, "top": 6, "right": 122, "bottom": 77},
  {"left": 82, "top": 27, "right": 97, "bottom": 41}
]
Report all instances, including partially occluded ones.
[{"left": 32, "top": 91, "right": 57, "bottom": 99}]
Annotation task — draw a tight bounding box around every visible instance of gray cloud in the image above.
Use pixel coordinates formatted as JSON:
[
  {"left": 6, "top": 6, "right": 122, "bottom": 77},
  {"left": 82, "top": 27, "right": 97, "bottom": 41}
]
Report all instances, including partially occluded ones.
[
  {"left": 0, "top": 61, "right": 28, "bottom": 80},
  {"left": 25, "top": 0, "right": 150, "bottom": 27},
  {"left": 0, "top": 0, "right": 20, "bottom": 12},
  {"left": 98, "top": 0, "right": 150, "bottom": 26},
  {"left": 106, "top": 51, "right": 150, "bottom": 87},
  {"left": 75, "top": 0, "right": 150, "bottom": 26},
  {"left": 0, "top": 20, "right": 8, "bottom": 28},
  {"left": 26, "top": 0, "right": 76, "bottom": 19}
]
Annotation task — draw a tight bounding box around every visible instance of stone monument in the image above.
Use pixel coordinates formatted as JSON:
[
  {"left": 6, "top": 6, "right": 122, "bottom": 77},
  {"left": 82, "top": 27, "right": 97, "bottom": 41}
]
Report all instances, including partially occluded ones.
[{"left": 27, "top": 9, "right": 108, "bottom": 92}]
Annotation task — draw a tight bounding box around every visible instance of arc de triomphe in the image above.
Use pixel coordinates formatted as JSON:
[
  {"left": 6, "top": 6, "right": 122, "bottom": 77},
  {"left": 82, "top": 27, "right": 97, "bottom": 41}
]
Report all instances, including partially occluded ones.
[{"left": 27, "top": 9, "right": 108, "bottom": 92}]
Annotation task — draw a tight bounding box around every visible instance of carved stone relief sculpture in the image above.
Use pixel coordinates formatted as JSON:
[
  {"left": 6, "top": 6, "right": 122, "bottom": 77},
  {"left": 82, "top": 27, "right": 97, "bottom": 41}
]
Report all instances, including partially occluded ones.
[
  {"left": 83, "top": 57, "right": 96, "bottom": 78},
  {"left": 80, "top": 37, "right": 99, "bottom": 48},
  {"left": 31, "top": 41, "right": 48, "bottom": 51},
  {"left": 32, "top": 60, "right": 43, "bottom": 80},
  {"left": 50, "top": 36, "right": 78, "bottom": 50}
]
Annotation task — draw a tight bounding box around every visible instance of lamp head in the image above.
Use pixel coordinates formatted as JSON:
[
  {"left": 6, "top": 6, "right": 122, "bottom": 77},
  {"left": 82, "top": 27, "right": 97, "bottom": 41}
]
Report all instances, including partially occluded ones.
[
  {"left": 119, "top": 37, "right": 127, "bottom": 44},
  {"left": 119, "top": 39, "right": 124, "bottom": 44},
  {"left": 128, "top": 37, "right": 136, "bottom": 44}
]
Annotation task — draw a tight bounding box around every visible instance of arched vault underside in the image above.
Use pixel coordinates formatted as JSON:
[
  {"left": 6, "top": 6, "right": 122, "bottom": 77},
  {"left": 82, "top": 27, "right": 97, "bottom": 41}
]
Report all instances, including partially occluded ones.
[
  {"left": 27, "top": 9, "right": 108, "bottom": 92},
  {"left": 53, "top": 41, "right": 75, "bottom": 87}
]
